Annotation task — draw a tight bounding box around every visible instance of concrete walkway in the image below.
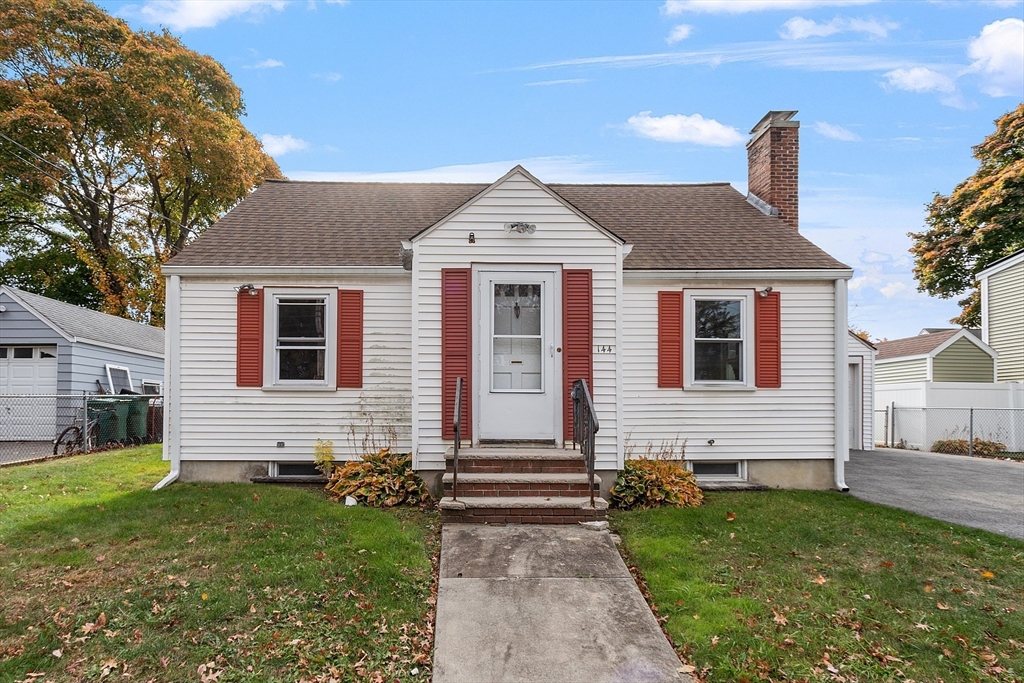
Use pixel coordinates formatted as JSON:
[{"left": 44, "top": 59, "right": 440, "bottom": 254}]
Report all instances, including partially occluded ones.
[
  {"left": 433, "top": 524, "right": 691, "bottom": 683},
  {"left": 847, "top": 448, "right": 1024, "bottom": 540}
]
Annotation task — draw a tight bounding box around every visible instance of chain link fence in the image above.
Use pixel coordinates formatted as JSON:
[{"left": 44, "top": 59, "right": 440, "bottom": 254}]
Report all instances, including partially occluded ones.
[
  {"left": 0, "top": 394, "right": 162, "bottom": 466},
  {"left": 875, "top": 405, "right": 1024, "bottom": 457}
]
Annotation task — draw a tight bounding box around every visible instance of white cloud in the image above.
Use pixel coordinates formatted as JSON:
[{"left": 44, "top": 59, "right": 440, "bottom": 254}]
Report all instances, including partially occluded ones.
[
  {"left": 312, "top": 72, "right": 343, "bottom": 82},
  {"left": 967, "top": 18, "right": 1024, "bottom": 97},
  {"left": 879, "top": 281, "right": 907, "bottom": 298},
  {"left": 249, "top": 58, "right": 284, "bottom": 69},
  {"left": 261, "top": 134, "right": 309, "bottom": 156},
  {"left": 626, "top": 111, "right": 746, "bottom": 146},
  {"left": 132, "top": 0, "right": 287, "bottom": 31},
  {"left": 813, "top": 121, "right": 861, "bottom": 141},
  {"left": 883, "top": 66, "right": 955, "bottom": 92},
  {"left": 663, "top": 0, "right": 876, "bottom": 15},
  {"left": 285, "top": 156, "right": 663, "bottom": 183},
  {"left": 666, "top": 24, "right": 694, "bottom": 44},
  {"left": 780, "top": 16, "right": 898, "bottom": 39},
  {"left": 525, "top": 78, "right": 589, "bottom": 86}
]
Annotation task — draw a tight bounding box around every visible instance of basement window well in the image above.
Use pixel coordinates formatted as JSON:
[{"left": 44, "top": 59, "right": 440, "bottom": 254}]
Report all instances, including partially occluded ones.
[
  {"left": 273, "top": 462, "right": 323, "bottom": 478},
  {"left": 689, "top": 461, "right": 745, "bottom": 480}
]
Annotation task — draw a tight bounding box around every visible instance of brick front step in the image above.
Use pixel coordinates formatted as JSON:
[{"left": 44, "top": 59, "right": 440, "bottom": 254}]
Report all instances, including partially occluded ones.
[
  {"left": 445, "top": 446, "right": 586, "bottom": 474},
  {"left": 442, "top": 472, "right": 599, "bottom": 497},
  {"left": 439, "top": 496, "right": 608, "bottom": 524}
]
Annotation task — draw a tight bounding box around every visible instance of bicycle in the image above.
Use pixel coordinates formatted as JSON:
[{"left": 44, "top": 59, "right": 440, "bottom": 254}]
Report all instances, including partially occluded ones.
[{"left": 52, "top": 406, "right": 117, "bottom": 455}]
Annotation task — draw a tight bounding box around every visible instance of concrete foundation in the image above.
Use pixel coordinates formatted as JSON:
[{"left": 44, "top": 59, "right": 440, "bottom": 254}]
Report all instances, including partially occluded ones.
[
  {"left": 747, "top": 458, "right": 834, "bottom": 490},
  {"left": 179, "top": 460, "right": 268, "bottom": 483},
  {"left": 419, "top": 469, "right": 444, "bottom": 498}
]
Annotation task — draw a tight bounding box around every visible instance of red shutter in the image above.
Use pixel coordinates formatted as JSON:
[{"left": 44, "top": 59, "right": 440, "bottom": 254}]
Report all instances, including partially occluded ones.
[
  {"left": 337, "top": 290, "right": 363, "bottom": 388},
  {"left": 658, "top": 291, "right": 684, "bottom": 388},
  {"left": 441, "top": 269, "right": 472, "bottom": 440},
  {"left": 563, "top": 269, "right": 593, "bottom": 442},
  {"left": 236, "top": 288, "right": 263, "bottom": 387},
  {"left": 755, "top": 290, "right": 782, "bottom": 388}
]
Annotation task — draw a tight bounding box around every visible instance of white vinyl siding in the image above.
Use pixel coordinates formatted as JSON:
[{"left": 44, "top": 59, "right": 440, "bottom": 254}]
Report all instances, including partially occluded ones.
[
  {"left": 622, "top": 278, "right": 838, "bottom": 462},
  {"left": 848, "top": 334, "right": 875, "bottom": 451},
  {"left": 176, "top": 276, "right": 411, "bottom": 462},
  {"left": 988, "top": 261, "right": 1024, "bottom": 382},
  {"left": 412, "top": 171, "right": 621, "bottom": 470},
  {"left": 876, "top": 357, "right": 928, "bottom": 384}
]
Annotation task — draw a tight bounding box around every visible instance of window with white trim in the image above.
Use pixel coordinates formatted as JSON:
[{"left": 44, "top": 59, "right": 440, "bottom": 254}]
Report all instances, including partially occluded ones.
[
  {"left": 689, "top": 461, "right": 745, "bottom": 481},
  {"left": 265, "top": 289, "right": 336, "bottom": 388},
  {"left": 685, "top": 290, "right": 755, "bottom": 388}
]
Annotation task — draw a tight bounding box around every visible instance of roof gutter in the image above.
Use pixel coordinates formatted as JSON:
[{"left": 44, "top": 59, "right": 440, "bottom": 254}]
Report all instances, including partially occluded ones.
[
  {"left": 153, "top": 274, "right": 181, "bottom": 491},
  {"left": 834, "top": 276, "right": 850, "bottom": 492}
]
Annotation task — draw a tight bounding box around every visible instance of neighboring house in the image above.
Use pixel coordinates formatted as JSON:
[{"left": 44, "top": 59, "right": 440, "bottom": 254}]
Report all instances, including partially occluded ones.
[
  {"left": 876, "top": 329, "right": 995, "bottom": 385},
  {"left": 848, "top": 331, "right": 876, "bottom": 451},
  {"left": 979, "top": 248, "right": 1024, "bottom": 383},
  {"left": 0, "top": 286, "right": 164, "bottom": 441},
  {"left": 874, "top": 327, "right": 1024, "bottom": 452},
  {"left": 159, "top": 109, "right": 856, "bottom": 504}
]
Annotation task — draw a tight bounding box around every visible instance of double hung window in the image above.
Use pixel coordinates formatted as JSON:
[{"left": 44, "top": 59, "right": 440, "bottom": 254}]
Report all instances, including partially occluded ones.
[
  {"left": 265, "top": 289, "right": 336, "bottom": 388},
  {"left": 694, "top": 299, "right": 743, "bottom": 382}
]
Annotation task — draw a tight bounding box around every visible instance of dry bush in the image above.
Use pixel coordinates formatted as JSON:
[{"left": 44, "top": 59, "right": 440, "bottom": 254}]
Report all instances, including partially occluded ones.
[
  {"left": 610, "top": 437, "right": 703, "bottom": 510},
  {"left": 325, "top": 448, "right": 431, "bottom": 507},
  {"left": 931, "top": 438, "right": 1007, "bottom": 457}
]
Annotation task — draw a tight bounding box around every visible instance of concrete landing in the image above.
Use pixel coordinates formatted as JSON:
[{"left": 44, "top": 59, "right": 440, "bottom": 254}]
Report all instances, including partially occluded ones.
[{"left": 433, "top": 525, "right": 691, "bottom": 683}]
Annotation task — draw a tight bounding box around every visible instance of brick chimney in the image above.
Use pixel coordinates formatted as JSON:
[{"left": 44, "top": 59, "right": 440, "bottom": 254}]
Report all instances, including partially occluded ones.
[{"left": 746, "top": 110, "right": 799, "bottom": 230}]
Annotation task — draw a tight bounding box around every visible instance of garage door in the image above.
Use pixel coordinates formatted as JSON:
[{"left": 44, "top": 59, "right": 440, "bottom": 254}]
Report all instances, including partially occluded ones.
[{"left": 0, "top": 346, "right": 58, "bottom": 440}]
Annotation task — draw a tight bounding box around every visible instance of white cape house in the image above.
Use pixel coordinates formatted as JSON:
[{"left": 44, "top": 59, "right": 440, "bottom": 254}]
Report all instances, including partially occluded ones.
[{"left": 157, "top": 110, "right": 854, "bottom": 505}]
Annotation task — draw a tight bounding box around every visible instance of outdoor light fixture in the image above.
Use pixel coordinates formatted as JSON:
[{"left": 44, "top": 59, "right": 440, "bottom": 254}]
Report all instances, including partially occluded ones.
[
  {"left": 758, "top": 286, "right": 774, "bottom": 298},
  {"left": 504, "top": 222, "right": 537, "bottom": 234},
  {"left": 235, "top": 284, "right": 258, "bottom": 295}
]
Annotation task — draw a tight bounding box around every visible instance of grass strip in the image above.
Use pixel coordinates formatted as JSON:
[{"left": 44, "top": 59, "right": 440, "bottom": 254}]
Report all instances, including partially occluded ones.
[
  {"left": 0, "top": 446, "right": 438, "bottom": 682},
  {"left": 612, "top": 490, "right": 1024, "bottom": 682}
]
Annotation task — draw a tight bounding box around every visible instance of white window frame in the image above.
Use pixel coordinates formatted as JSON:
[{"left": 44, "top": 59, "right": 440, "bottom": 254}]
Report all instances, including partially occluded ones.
[
  {"left": 688, "top": 460, "right": 747, "bottom": 481},
  {"left": 684, "top": 289, "right": 755, "bottom": 390},
  {"left": 105, "top": 364, "right": 134, "bottom": 393},
  {"left": 141, "top": 379, "right": 163, "bottom": 395},
  {"left": 263, "top": 288, "right": 337, "bottom": 390}
]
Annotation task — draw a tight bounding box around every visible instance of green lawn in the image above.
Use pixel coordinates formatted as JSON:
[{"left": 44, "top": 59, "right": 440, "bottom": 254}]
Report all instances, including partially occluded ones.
[
  {"left": 612, "top": 491, "right": 1024, "bottom": 683},
  {"left": 0, "top": 446, "right": 438, "bottom": 682}
]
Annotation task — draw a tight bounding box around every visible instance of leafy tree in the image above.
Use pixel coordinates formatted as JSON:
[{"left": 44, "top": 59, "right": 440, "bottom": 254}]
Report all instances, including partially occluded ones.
[
  {"left": 910, "top": 104, "right": 1024, "bottom": 327},
  {"left": 0, "top": 0, "right": 281, "bottom": 324}
]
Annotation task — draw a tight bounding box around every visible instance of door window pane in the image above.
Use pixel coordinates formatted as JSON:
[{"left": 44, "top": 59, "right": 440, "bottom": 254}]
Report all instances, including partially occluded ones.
[
  {"left": 13, "top": 348, "right": 32, "bottom": 359},
  {"left": 492, "top": 283, "right": 543, "bottom": 391}
]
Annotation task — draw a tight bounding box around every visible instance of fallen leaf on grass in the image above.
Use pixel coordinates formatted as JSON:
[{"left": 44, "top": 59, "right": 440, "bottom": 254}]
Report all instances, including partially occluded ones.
[
  {"left": 51, "top": 649, "right": 62, "bottom": 658},
  {"left": 678, "top": 664, "right": 696, "bottom": 674},
  {"left": 981, "top": 571, "right": 995, "bottom": 580},
  {"left": 726, "top": 512, "right": 737, "bottom": 522},
  {"left": 937, "top": 602, "right": 951, "bottom": 611},
  {"left": 95, "top": 555, "right": 105, "bottom": 563},
  {"left": 773, "top": 610, "right": 788, "bottom": 626},
  {"left": 812, "top": 575, "right": 827, "bottom": 585},
  {"left": 915, "top": 623, "right": 933, "bottom": 631},
  {"left": 879, "top": 561, "right": 894, "bottom": 569},
  {"left": 923, "top": 584, "right": 933, "bottom": 592}
]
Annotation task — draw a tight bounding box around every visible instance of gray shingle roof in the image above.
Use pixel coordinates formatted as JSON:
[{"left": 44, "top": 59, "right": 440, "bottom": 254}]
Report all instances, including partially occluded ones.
[
  {"left": 876, "top": 329, "right": 959, "bottom": 361},
  {"left": 167, "top": 176, "right": 848, "bottom": 271},
  {"left": 4, "top": 287, "right": 164, "bottom": 356}
]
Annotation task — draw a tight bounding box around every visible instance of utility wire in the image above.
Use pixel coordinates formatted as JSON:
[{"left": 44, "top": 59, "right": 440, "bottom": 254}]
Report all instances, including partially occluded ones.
[{"left": 0, "top": 131, "right": 193, "bottom": 235}]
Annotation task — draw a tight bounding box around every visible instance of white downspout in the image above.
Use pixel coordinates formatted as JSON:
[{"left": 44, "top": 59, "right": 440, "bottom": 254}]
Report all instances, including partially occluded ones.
[
  {"left": 154, "top": 274, "right": 181, "bottom": 491},
  {"left": 834, "top": 277, "right": 849, "bottom": 492}
]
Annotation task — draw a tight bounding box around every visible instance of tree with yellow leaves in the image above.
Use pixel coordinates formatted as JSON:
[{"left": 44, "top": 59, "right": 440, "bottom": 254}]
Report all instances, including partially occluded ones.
[
  {"left": 0, "top": 0, "right": 281, "bottom": 324},
  {"left": 910, "top": 104, "right": 1024, "bottom": 327}
]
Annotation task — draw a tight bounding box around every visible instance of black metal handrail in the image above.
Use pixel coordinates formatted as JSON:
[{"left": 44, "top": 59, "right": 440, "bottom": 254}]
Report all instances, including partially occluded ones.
[
  {"left": 571, "top": 378, "right": 599, "bottom": 511},
  {"left": 452, "top": 376, "right": 463, "bottom": 501}
]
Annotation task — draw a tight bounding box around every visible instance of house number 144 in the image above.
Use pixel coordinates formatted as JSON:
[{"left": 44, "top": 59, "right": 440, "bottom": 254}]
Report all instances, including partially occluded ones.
[{"left": 595, "top": 345, "right": 614, "bottom": 353}]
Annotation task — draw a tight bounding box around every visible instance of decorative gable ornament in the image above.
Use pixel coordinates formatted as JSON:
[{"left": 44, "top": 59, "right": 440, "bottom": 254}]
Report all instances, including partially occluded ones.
[{"left": 504, "top": 222, "right": 537, "bottom": 234}]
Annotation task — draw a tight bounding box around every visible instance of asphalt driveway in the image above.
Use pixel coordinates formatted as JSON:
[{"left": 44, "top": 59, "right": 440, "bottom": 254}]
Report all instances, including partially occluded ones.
[{"left": 847, "top": 448, "right": 1024, "bottom": 540}]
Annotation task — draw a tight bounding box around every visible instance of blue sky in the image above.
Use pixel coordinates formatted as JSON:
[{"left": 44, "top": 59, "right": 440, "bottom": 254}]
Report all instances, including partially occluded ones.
[{"left": 102, "top": 0, "right": 1024, "bottom": 341}]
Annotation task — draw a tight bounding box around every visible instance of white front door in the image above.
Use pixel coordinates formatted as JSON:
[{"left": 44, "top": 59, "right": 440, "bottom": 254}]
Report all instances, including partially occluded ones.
[{"left": 477, "top": 269, "right": 560, "bottom": 442}]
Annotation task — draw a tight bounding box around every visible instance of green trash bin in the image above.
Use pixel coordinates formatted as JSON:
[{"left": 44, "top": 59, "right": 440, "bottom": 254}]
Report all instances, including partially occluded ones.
[
  {"left": 126, "top": 396, "right": 149, "bottom": 442},
  {"left": 87, "top": 398, "right": 122, "bottom": 445}
]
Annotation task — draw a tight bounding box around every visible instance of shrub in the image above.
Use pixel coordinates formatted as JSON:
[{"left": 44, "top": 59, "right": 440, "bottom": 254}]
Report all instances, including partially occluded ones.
[
  {"left": 610, "top": 458, "right": 704, "bottom": 510},
  {"left": 931, "top": 438, "right": 1007, "bottom": 457},
  {"left": 313, "top": 438, "right": 335, "bottom": 475},
  {"left": 324, "top": 448, "right": 431, "bottom": 507}
]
